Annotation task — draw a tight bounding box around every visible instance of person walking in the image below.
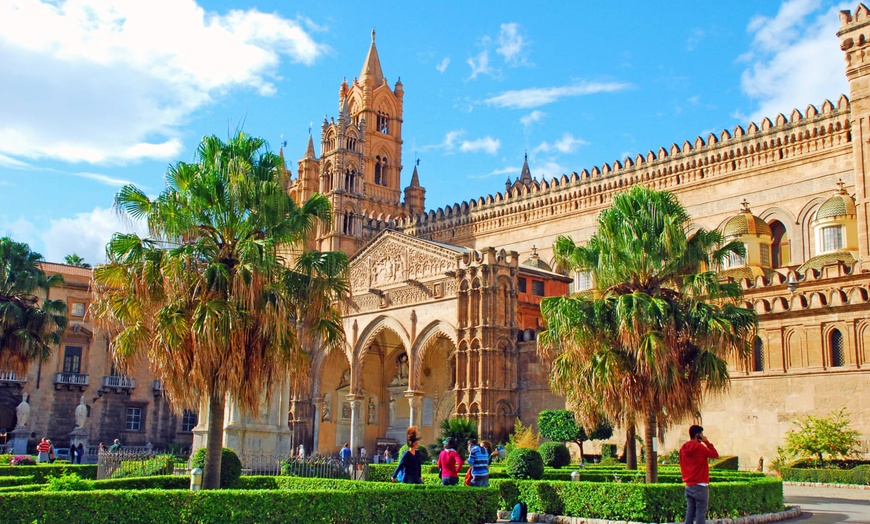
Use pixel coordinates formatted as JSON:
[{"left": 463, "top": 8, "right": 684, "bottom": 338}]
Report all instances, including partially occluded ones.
[
  {"left": 36, "top": 438, "right": 51, "bottom": 463},
  {"left": 437, "top": 437, "right": 463, "bottom": 486},
  {"left": 467, "top": 438, "right": 490, "bottom": 487},
  {"left": 679, "top": 425, "right": 719, "bottom": 524},
  {"left": 390, "top": 426, "right": 423, "bottom": 484},
  {"left": 76, "top": 443, "right": 85, "bottom": 464}
]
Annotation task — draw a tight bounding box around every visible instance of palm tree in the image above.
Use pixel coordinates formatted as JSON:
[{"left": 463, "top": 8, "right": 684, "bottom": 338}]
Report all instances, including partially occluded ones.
[
  {"left": 63, "top": 253, "right": 91, "bottom": 268},
  {"left": 0, "top": 237, "right": 68, "bottom": 372},
  {"left": 539, "top": 186, "right": 757, "bottom": 483},
  {"left": 91, "top": 131, "right": 348, "bottom": 489}
]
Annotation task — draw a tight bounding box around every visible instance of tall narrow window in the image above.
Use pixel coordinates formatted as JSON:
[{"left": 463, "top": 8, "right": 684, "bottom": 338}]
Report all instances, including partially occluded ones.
[
  {"left": 770, "top": 220, "right": 788, "bottom": 268},
  {"left": 63, "top": 346, "right": 82, "bottom": 374},
  {"left": 181, "top": 410, "right": 198, "bottom": 432},
  {"left": 125, "top": 407, "right": 142, "bottom": 431},
  {"left": 760, "top": 244, "right": 771, "bottom": 267},
  {"left": 821, "top": 226, "right": 843, "bottom": 252},
  {"left": 342, "top": 212, "right": 355, "bottom": 236},
  {"left": 726, "top": 250, "right": 745, "bottom": 268},
  {"left": 575, "top": 271, "right": 593, "bottom": 291},
  {"left": 531, "top": 280, "right": 545, "bottom": 296},
  {"left": 517, "top": 277, "right": 527, "bottom": 293},
  {"left": 374, "top": 156, "right": 383, "bottom": 185},
  {"left": 752, "top": 336, "right": 764, "bottom": 372},
  {"left": 829, "top": 329, "right": 845, "bottom": 367}
]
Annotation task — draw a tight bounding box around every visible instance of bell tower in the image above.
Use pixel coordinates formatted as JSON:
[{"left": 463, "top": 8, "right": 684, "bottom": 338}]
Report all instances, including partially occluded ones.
[{"left": 291, "top": 30, "right": 423, "bottom": 256}]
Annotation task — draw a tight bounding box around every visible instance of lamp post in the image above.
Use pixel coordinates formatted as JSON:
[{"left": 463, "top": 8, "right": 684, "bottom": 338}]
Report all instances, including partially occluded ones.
[{"left": 190, "top": 467, "right": 203, "bottom": 491}]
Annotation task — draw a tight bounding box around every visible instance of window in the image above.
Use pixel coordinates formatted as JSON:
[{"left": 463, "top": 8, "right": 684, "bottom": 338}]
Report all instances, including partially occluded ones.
[
  {"left": 575, "top": 271, "right": 593, "bottom": 291},
  {"left": 517, "top": 277, "right": 527, "bottom": 293},
  {"left": 829, "top": 329, "right": 845, "bottom": 368},
  {"left": 342, "top": 211, "right": 354, "bottom": 235},
  {"left": 821, "top": 226, "right": 843, "bottom": 252},
  {"left": 125, "top": 407, "right": 143, "bottom": 431},
  {"left": 726, "top": 250, "right": 745, "bottom": 269},
  {"left": 752, "top": 336, "right": 764, "bottom": 372},
  {"left": 377, "top": 111, "right": 389, "bottom": 134},
  {"left": 70, "top": 302, "right": 86, "bottom": 317},
  {"left": 531, "top": 280, "right": 545, "bottom": 296},
  {"left": 181, "top": 410, "right": 198, "bottom": 432},
  {"left": 760, "top": 245, "right": 771, "bottom": 267},
  {"left": 63, "top": 346, "right": 82, "bottom": 374}
]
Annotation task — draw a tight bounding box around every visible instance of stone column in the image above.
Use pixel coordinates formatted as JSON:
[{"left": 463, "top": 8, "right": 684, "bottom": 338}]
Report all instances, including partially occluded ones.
[
  {"left": 348, "top": 395, "right": 362, "bottom": 451},
  {"left": 311, "top": 397, "right": 321, "bottom": 455},
  {"left": 405, "top": 392, "right": 422, "bottom": 427}
]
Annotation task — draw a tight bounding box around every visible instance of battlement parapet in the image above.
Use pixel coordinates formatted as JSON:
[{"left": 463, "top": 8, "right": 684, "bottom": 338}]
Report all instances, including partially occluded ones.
[{"left": 398, "top": 96, "right": 852, "bottom": 239}]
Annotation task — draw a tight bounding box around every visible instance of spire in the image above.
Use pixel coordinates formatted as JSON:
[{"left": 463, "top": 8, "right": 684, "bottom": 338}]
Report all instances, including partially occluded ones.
[
  {"left": 359, "top": 28, "right": 385, "bottom": 86},
  {"left": 410, "top": 164, "right": 421, "bottom": 188},
  {"left": 306, "top": 134, "right": 316, "bottom": 158},
  {"left": 519, "top": 152, "right": 532, "bottom": 184}
]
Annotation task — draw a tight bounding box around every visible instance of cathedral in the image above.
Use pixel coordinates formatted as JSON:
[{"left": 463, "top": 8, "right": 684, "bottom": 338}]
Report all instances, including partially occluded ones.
[{"left": 5, "top": 9, "right": 870, "bottom": 469}]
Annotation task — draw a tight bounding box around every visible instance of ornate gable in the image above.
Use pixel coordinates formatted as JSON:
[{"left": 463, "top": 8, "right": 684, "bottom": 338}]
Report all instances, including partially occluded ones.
[{"left": 349, "top": 230, "right": 466, "bottom": 296}]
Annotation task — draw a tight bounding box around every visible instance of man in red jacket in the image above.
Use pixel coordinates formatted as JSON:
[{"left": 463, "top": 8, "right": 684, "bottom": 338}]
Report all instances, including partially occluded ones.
[{"left": 679, "top": 425, "right": 718, "bottom": 524}]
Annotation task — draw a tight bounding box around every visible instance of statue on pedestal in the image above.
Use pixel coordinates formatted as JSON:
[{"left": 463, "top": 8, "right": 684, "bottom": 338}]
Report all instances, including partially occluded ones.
[
  {"left": 15, "top": 393, "right": 30, "bottom": 429},
  {"left": 75, "top": 395, "right": 87, "bottom": 428},
  {"left": 388, "top": 395, "right": 396, "bottom": 427}
]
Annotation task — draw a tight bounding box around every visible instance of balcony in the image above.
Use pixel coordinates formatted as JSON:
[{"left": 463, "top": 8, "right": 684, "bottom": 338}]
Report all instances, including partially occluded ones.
[
  {"left": 101, "top": 375, "right": 136, "bottom": 393},
  {"left": 54, "top": 372, "right": 89, "bottom": 391},
  {"left": 0, "top": 370, "right": 27, "bottom": 387}
]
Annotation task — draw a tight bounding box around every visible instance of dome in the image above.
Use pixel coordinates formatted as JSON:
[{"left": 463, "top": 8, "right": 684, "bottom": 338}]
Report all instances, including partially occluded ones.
[
  {"left": 816, "top": 189, "right": 856, "bottom": 220},
  {"left": 723, "top": 206, "right": 771, "bottom": 238},
  {"left": 797, "top": 250, "right": 856, "bottom": 274},
  {"left": 521, "top": 247, "right": 552, "bottom": 271}
]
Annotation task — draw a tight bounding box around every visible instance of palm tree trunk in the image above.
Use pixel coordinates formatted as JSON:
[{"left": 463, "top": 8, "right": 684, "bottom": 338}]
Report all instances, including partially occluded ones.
[
  {"left": 203, "top": 392, "right": 226, "bottom": 489},
  {"left": 625, "top": 425, "right": 637, "bottom": 470},
  {"left": 577, "top": 440, "right": 585, "bottom": 462},
  {"left": 644, "top": 411, "right": 658, "bottom": 483}
]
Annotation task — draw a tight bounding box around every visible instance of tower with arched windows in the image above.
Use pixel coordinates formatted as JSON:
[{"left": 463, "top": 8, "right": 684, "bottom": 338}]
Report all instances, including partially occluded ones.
[{"left": 289, "top": 30, "right": 425, "bottom": 256}]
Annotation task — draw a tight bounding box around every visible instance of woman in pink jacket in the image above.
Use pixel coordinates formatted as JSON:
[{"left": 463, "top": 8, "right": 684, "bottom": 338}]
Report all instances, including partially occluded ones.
[{"left": 437, "top": 437, "right": 463, "bottom": 486}]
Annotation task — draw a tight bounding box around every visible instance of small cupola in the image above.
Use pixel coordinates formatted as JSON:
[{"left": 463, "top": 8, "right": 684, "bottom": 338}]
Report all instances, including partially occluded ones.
[
  {"left": 798, "top": 180, "right": 858, "bottom": 273},
  {"left": 719, "top": 200, "right": 774, "bottom": 280}
]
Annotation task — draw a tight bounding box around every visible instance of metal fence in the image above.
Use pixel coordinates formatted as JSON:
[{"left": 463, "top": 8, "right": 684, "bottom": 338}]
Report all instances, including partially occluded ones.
[
  {"left": 271, "top": 455, "right": 369, "bottom": 480},
  {"left": 97, "top": 450, "right": 181, "bottom": 480}
]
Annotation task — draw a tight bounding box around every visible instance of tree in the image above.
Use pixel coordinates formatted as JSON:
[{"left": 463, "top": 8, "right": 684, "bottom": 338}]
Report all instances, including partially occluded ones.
[
  {"left": 0, "top": 237, "right": 68, "bottom": 372},
  {"left": 778, "top": 408, "right": 860, "bottom": 465},
  {"left": 439, "top": 417, "right": 478, "bottom": 459},
  {"left": 63, "top": 253, "right": 91, "bottom": 268},
  {"left": 91, "top": 132, "right": 348, "bottom": 489},
  {"left": 539, "top": 186, "right": 757, "bottom": 483},
  {"left": 537, "top": 409, "right": 612, "bottom": 460}
]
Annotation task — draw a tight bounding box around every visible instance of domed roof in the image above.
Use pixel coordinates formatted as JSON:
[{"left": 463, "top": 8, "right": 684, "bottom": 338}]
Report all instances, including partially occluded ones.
[
  {"left": 521, "top": 247, "right": 552, "bottom": 271},
  {"left": 797, "top": 250, "right": 856, "bottom": 274},
  {"left": 816, "top": 183, "right": 856, "bottom": 220},
  {"left": 723, "top": 201, "right": 771, "bottom": 238}
]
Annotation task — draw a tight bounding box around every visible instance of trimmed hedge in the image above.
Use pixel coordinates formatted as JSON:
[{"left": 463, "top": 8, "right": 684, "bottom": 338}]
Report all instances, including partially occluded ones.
[
  {"left": 506, "top": 448, "right": 544, "bottom": 480},
  {"left": 539, "top": 443, "right": 571, "bottom": 468},
  {"left": 492, "top": 477, "right": 784, "bottom": 522},
  {"left": 0, "top": 464, "right": 97, "bottom": 482},
  {"left": 780, "top": 464, "right": 870, "bottom": 485},
  {"left": 191, "top": 448, "right": 242, "bottom": 488},
  {"left": 0, "top": 487, "right": 500, "bottom": 524},
  {"left": 710, "top": 456, "right": 739, "bottom": 470},
  {"left": 0, "top": 475, "right": 35, "bottom": 487}
]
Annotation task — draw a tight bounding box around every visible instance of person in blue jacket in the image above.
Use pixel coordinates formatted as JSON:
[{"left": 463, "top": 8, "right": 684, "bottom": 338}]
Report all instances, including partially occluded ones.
[
  {"left": 467, "top": 438, "right": 490, "bottom": 487},
  {"left": 391, "top": 426, "right": 423, "bottom": 484}
]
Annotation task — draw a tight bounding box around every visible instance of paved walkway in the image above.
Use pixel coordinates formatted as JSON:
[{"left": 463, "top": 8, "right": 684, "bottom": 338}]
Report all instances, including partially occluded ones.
[{"left": 784, "top": 484, "right": 870, "bottom": 523}]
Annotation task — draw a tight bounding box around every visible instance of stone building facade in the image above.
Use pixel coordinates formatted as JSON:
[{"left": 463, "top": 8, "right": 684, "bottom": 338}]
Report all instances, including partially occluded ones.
[
  {"left": 0, "top": 263, "right": 194, "bottom": 457},
  {"left": 277, "top": 8, "right": 870, "bottom": 467}
]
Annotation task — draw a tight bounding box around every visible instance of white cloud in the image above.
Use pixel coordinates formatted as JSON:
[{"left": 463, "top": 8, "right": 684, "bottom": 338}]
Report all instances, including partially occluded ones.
[
  {"left": 0, "top": 0, "right": 328, "bottom": 166},
  {"left": 520, "top": 110, "right": 545, "bottom": 128},
  {"left": 740, "top": 0, "right": 849, "bottom": 121},
  {"left": 0, "top": 153, "right": 29, "bottom": 168},
  {"left": 467, "top": 50, "right": 495, "bottom": 79},
  {"left": 497, "top": 23, "right": 528, "bottom": 65},
  {"left": 534, "top": 133, "right": 589, "bottom": 154},
  {"left": 40, "top": 207, "right": 148, "bottom": 264},
  {"left": 485, "top": 81, "right": 631, "bottom": 109},
  {"left": 436, "top": 57, "right": 450, "bottom": 73},
  {"left": 71, "top": 172, "right": 136, "bottom": 187},
  {"left": 459, "top": 137, "right": 500, "bottom": 155}
]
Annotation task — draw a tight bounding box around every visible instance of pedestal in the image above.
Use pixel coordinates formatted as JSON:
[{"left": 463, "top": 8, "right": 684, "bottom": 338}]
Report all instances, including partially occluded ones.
[
  {"left": 70, "top": 427, "right": 88, "bottom": 448},
  {"left": 10, "top": 427, "right": 29, "bottom": 456}
]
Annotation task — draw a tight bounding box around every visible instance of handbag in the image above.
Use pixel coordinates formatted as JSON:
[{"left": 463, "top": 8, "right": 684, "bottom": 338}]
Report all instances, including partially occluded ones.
[{"left": 464, "top": 467, "right": 472, "bottom": 486}]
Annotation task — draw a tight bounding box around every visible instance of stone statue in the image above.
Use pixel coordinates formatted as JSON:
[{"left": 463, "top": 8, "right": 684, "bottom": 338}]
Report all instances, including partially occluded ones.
[
  {"left": 15, "top": 393, "right": 30, "bottom": 428},
  {"left": 321, "top": 393, "right": 331, "bottom": 422},
  {"left": 75, "top": 395, "right": 87, "bottom": 428},
  {"left": 367, "top": 397, "right": 376, "bottom": 425},
  {"left": 388, "top": 395, "right": 396, "bottom": 427},
  {"left": 390, "top": 354, "right": 409, "bottom": 386}
]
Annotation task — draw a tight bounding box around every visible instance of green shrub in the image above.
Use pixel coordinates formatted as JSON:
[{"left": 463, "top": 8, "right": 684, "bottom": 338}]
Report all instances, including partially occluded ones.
[
  {"left": 0, "top": 454, "right": 12, "bottom": 465},
  {"left": 710, "top": 456, "right": 739, "bottom": 470},
  {"left": 506, "top": 448, "right": 544, "bottom": 480},
  {"left": 599, "top": 457, "right": 621, "bottom": 467},
  {"left": 190, "top": 448, "right": 242, "bottom": 488},
  {"left": 492, "top": 477, "right": 783, "bottom": 522},
  {"left": 0, "top": 486, "right": 500, "bottom": 524},
  {"left": 0, "top": 464, "right": 97, "bottom": 483},
  {"left": 538, "top": 442, "right": 571, "bottom": 468},
  {"left": 600, "top": 444, "right": 617, "bottom": 460},
  {"left": 43, "top": 472, "right": 93, "bottom": 492},
  {"left": 0, "top": 475, "right": 35, "bottom": 487},
  {"left": 110, "top": 454, "right": 177, "bottom": 478},
  {"left": 780, "top": 464, "right": 870, "bottom": 485}
]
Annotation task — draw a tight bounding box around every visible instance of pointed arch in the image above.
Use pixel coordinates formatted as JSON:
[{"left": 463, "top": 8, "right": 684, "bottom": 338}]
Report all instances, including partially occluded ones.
[{"left": 411, "top": 320, "right": 459, "bottom": 388}]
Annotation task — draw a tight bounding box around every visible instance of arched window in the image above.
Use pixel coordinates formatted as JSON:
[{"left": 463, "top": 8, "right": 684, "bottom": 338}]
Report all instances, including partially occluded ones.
[
  {"left": 752, "top": 336, "right": 764, "bottom": 372},
  {"left": 829, "top": 329, "right": 845, "bottom": 367},
  {"left": 321, "top": 167, "right": 332, "bottom": 193},
  {"left": 344, "top": 168, "right": 355, "bottom": 193},
  {"left": 374, "top": 156, "right": 383, "bottom": 185},
  {"left": 377, "top": 111, "right": 389, "bottom": 134},
  {"left": 342, "top": 211, "right": 354, "bottom": 235},
  {"left": 770, "top": 220, "right": 789, "bottom": 268}
]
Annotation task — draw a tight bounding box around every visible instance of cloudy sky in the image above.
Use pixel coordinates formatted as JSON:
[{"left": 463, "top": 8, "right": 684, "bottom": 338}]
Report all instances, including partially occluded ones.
[{"left": 0, "top": 0, "right": 850, "bottom": 264}]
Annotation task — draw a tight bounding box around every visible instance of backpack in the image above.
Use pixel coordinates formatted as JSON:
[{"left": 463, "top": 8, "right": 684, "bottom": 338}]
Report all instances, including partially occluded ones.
[{"left": 509, "top": 502, "right": 527, "bottom": 522}]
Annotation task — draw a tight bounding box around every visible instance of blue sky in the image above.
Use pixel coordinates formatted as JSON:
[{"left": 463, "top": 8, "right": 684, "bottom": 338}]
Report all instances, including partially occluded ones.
[{"left": 0, "top": 0, "right": 851, "bottom": 264}]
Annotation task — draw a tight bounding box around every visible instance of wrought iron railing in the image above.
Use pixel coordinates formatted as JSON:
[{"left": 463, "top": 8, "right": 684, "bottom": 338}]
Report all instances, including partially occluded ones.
[
  {"left": 54, "top": 372, "right": 89, "bottom": 386},
  {"left": 97, "top": 449, "right": 178, "bottom": 480}
]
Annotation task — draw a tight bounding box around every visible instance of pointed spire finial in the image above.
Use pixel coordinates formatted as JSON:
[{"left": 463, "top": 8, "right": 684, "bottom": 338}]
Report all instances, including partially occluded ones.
[
  {"left": 372, "top": 28, "right": 376, "bottom": 43},
  {"left": 741, "top": 198, "right": 751, "bottom": 212}
]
